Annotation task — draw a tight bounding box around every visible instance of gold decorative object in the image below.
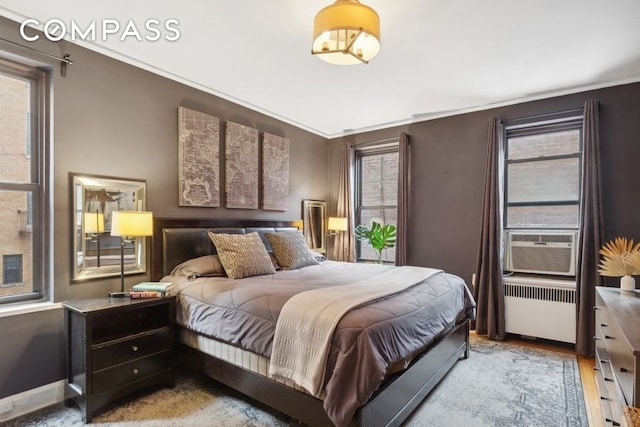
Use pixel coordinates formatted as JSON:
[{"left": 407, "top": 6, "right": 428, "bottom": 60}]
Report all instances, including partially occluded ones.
[
  {"left": 598, "top": 237, "right": 640, "bottom": 292},
  {"left": 598, "top": 237, "right": 640, "bottom": 277},
  {"left": 629, "top": 250, "right": 640, "bottom": 274}
]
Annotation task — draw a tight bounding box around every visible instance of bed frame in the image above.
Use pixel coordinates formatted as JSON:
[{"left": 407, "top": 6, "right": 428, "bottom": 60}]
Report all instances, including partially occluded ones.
[{"left": 151, "top": 217, "right": 471, "bottom": 427}]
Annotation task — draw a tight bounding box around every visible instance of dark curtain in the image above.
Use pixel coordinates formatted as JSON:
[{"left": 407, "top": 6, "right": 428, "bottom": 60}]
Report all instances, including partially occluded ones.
[
  {"left": 333, "top": 143, "right": 356, "bottom": 262},
  {"left": 576, "top": 100, "right": 603, "bottom": 356},
  {"left": 472, "top": 118, "right": 505, "bottom": 339},
  {"left": 395, "top": 132, "right": 409, "bottom": 266}
]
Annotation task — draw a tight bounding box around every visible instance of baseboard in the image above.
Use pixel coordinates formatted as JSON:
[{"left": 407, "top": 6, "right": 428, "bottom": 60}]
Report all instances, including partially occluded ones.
[{"left": 0, "top": 380, "right": 65, "bottom": 422}]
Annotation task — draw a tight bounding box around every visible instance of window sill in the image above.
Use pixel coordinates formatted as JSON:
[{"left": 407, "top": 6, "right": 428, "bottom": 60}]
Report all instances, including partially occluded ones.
[
  {"left": 0, "top": 282, "right": 24, "bottom": 288},
  {"left": 0, "top": 301, "right": 62, "bottom": 318}
]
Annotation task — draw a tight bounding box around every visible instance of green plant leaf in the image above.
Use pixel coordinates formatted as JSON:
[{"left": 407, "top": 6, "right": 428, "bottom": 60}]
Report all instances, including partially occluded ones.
[
  {"left": 354, "top": 224, "right": 372, "bottom": 242},
  {"left": 354, "top": 222, "right": 397, "bottom": 254}
]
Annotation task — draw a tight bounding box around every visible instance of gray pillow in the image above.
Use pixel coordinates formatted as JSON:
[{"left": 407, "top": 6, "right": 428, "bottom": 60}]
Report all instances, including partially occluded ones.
[{"left": 170, "top": 255, "right": 225, "bottom": 279}]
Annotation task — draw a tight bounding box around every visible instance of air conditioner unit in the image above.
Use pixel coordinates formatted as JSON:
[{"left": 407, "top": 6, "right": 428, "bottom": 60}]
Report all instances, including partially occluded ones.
[{"left": 505, "top": 230, "right": 577, "bottom": 276}]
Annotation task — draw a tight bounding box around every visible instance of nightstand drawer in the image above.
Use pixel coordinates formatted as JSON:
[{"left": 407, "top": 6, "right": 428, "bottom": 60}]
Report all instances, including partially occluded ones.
[
  {"left": 92, "top": 303, "right": 172, "bottom": 344},
  {"left": 93, "top": 327, "right": 170, "bottom": 371},
  {"left": 93, "top": 351, "right": 171, "bottom": 394}
]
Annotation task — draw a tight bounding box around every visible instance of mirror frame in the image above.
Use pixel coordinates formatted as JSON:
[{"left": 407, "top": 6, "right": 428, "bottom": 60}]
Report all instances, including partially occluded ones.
[
  {"left": 302, "top": 199, "right": 326, "bottom": 254},
  {"left": 71, "top": 173, "right": 148, "bottom": 282}
]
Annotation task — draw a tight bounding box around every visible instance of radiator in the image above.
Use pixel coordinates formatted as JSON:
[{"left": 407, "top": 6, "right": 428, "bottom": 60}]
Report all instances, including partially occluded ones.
[{"left": 503, "top": 276, "right": 576, "bottom": 344}]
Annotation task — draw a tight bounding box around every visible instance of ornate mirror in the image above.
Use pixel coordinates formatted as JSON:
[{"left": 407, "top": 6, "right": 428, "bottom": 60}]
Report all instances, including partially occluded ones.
[
  {"left": 302, "top": 199, "right": 326, "bottom": 254},
  {"left": 71, "top": 174, "right": 147, "bottom": 281}
]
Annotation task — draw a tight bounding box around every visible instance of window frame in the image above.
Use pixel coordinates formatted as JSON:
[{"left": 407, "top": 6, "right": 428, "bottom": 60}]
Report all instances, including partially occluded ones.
[
  {"left": 3, "top": 254, "right": 23, "bottom": 286},
  {"left": 503, "top": 114, "right": 584, "bottom": 232},
  {"left": 0, "top": 55, "right": 51, "bottom": 305},
  {"left": 354, "top": 141, "right": 399, "bottom": 263}
]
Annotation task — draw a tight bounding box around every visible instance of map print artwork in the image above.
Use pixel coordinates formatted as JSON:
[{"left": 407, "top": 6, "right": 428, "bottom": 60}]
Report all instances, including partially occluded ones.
[
  {"left": 225, "top": 121, "right": 259, "bottom": 209},
  {"left": 262, "top": 133, "right": 289, "bottom": 211},
  {"left": 178, "top": 106, "right": 220, "bottom": 207}
]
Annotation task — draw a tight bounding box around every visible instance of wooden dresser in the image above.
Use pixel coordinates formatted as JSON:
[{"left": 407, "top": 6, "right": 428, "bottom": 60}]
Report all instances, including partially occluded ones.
[
  {"left": 595, "top": 287, "right": 640, "bottom": 426},
  {"left": 63, "top": 296, "right": 175, "bottom": 423}
]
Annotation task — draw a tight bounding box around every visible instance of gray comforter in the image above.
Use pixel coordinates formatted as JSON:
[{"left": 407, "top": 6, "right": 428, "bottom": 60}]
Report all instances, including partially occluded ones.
[{"left": 164, "top": 260, "right": 475, "bottom": 426}]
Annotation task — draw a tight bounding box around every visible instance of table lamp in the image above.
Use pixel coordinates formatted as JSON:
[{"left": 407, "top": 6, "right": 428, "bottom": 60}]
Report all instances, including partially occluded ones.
[
  {"left": 327, "top": 217, "right": 348, "bottom": 235},
  {"left": 109, "top": 210, "right": 153, "bottom": 298},
  {"left": 83, "top": 211, "right": 105, "bottom": 267}
]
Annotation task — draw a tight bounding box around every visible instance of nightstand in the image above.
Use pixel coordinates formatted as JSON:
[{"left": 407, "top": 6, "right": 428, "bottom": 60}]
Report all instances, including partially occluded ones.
[{"left": 63, "top": 296, "right": 176, "bottom": 423}]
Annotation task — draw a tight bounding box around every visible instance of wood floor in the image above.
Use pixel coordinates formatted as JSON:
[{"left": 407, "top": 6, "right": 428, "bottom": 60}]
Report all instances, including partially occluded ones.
[
  {"left": 472, "top": 332, "right": 604, "bottom": 427},
  {"left": 578, "top": 355, "right": 605, "bottom": 427}
]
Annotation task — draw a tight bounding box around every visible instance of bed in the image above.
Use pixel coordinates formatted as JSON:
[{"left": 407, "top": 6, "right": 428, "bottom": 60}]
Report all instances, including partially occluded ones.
[{"left": 151, "top": 218, "right": 476, "bottom": 427}]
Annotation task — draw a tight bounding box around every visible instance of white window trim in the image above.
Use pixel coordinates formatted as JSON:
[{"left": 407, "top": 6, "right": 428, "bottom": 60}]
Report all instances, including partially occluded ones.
[{"left": 0, "top": 301, "right": 61, "bottom": 318}]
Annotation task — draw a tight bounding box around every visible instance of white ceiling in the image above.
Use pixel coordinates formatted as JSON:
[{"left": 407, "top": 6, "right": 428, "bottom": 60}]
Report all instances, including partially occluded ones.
[{"left": 1, "top": 0, "right": 640, "bottom": 138}]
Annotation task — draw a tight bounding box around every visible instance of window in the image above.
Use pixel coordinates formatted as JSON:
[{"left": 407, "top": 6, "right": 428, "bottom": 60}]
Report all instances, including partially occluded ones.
[
  {"left": 504, "top": 114, "right": 583, "bottom": 230},
  {"left": 355, "top": 142, "right": 398, "bottom": 262},
  {"left": 0, "top": 55, "right": 50, "bottom": 303},
  {"left": 3, "top": 255, "right": 23, "bottom": 285}
]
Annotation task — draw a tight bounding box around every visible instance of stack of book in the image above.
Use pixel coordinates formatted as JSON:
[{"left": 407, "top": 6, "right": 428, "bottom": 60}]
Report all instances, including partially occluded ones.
[{"left": 129, "top": 282, "right": 174, "bottom": 299}]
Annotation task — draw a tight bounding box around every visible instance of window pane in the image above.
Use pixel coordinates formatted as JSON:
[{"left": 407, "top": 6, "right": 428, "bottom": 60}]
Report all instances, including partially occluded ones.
[
  {"left": 507, "top": 129, "right": 580, "bottom": 160},
  {"left": 0, "top": 72, "right": 31, "bottom": 183},
  {"left": 1, "top": 190, "right": 32, "bottom": 295},
  {"left": 507, "top": 205, "right": 579, "bottom": 229},
  {"left": 507, "top": 158, "right": 580, "bottom": 203},
  {"left": 359, "top": 239, "right": 396, "bottom": 263},
  {"left": 359, "top": 208, "right": 397, "bottom": 262},
  {"left": 360, "top": 208, "right": 397, "bottom": 228},
  {"left": 360, "top": 246, "right": 396, "bottom": 263},
  {"left": 3, "top": 254, "right": 22, "bottom": 284},
  {"left": 361, "top": 152, "right": 398, "bottom": 207}
]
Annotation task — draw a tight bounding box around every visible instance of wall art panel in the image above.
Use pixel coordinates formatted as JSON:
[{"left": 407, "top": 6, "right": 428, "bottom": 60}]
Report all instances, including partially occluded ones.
[
  {"left": 262, "top": 133, "right": 289, "bottom": 211},
  {"left": 178, "top": 106, "right": 220, "bottom": 207},
  {"left": 225, "top": 121, "right": 259, "bottom": 209}
]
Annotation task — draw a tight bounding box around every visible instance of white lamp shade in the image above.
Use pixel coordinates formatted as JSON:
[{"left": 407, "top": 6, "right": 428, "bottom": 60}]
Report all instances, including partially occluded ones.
[
  {"left": 84, "top": 212, "right": 105, "bottom": 234},
  {"left": 328, "top": 216, "right": 348, "bottom": 231},
  {"left": 110, "top": 211, "right": 153, "bottom": 237}
]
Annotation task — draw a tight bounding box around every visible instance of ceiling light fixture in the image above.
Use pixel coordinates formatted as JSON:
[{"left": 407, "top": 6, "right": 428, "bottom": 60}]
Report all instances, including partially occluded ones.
[{"left": 311, "top": 0, "right": 381, "bottom": 65}]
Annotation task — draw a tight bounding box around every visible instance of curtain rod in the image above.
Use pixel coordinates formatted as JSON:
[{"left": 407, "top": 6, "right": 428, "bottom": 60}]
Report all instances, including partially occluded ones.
[
  {"left": 0, "top": 37, "right": 73, "bottom": 65},
  {"left": 352, "top": 137, "right": 399, "bottom": 150},
  {"left": 505, "top": 107, "right": 583, "bottom": 127}
]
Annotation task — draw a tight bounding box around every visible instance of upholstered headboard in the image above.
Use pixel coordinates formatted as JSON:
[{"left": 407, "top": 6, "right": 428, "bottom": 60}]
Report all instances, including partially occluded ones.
[{"left": 151, "top": 218, "right": 301, "bottom": 280}]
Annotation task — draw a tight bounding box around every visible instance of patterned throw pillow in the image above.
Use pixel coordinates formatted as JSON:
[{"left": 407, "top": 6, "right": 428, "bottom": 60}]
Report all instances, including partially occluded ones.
[
  {"left": 208, "top": 232, "right": 276, "bottom": 279},
  {"left": 265, "top": 231, "right": 319, "bottom": 270}
]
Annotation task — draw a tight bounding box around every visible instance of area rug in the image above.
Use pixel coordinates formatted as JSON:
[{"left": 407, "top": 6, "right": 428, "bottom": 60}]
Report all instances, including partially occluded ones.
[
  {"left": 6, "top": 335, "right": 587, "bottom": 426},
  {"left": 404, "top": 336, "right": 587, "bottom": 427}
]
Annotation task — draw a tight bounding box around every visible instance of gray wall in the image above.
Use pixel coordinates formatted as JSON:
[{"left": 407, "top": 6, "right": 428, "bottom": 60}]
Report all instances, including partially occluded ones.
[
  {"left": 0, "top": 16, "right": 328, "bottom": 399},
  {"left": 329, "top": 82, "right": 640, "bottom": 285},
  {"left": 0, "top": 309, "right": 64, "bottom": 399}
]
